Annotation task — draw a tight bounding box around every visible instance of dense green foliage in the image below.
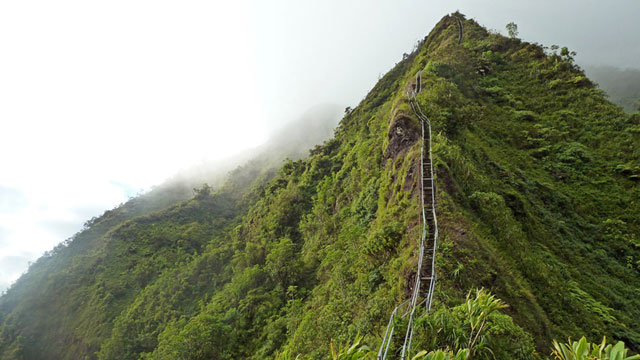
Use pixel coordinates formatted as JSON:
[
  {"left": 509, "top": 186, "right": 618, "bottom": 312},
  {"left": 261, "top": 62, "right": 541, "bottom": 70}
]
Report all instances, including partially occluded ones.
[
  {"left": 552, "top": 337, "right": 640, "bottom": 360},
  {"left": 1, "top": 13, "right": 639, "bottom": 359},
  {"left": 328, "top": 289, "right": 639, "bottom": 359}
]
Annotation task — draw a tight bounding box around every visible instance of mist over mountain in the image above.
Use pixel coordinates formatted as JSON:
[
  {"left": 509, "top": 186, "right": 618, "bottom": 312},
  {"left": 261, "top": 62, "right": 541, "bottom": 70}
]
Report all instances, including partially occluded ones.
[
  {"left": 163, "top": 104, "right": 341, "bottom": 190},
  {"left": 141, "top": 104, "right": 342, "bottom": 209},
  {"left": 1, "top": 12, "right": 640, "bottom": 360},
  {"left": 583, "top": 65, "right": 640, "bottom": 113}
]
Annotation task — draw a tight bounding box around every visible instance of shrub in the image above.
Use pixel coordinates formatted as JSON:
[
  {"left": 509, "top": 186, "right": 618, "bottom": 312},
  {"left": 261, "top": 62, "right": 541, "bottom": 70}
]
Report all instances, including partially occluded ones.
[{"left": 551, "top": 336, "right": 639, "bottom": 360}]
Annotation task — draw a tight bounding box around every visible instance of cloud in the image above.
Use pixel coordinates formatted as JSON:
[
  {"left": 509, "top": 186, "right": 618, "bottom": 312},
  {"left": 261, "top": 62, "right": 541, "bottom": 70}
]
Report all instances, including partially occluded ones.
[
  {"left": 0, "top": 186, "right": 27, "bottom": 214},
  {"left": 0, "top": 179, "right": 131, "bottom": 291},
  {"left": 35, "top": 220, "right": 84, "bottom": 242},
  {"left": 0, "top": 254, "right": 31, "bottom": 293},
  {"left": 0, "top": 228, "right": 8, "bottom": 249}
]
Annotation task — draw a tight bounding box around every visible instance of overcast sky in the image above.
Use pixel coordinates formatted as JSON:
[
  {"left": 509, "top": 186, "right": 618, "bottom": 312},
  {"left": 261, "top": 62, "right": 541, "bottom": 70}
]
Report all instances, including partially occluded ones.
[{"left": 1, "top": 0, "right": 638, "bottom": 292}]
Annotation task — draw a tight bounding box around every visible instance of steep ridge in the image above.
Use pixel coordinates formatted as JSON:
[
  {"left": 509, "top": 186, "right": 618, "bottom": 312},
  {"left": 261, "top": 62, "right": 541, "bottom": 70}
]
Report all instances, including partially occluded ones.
[
  {"left": 378, "top": 18, "right": 464, "bottom": 359},
  {"left": 378, "top": 69, "right": 442, "bottom": 360},
  {"left": 1, "top": 12, "right": 640, "bottom": 359}
]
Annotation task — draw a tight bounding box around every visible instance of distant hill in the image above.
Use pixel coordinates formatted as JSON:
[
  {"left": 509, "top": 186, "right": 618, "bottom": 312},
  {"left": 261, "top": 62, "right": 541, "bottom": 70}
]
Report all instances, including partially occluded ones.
[{"left": 584, "top": 65, "right": 640, "bottom": 113}]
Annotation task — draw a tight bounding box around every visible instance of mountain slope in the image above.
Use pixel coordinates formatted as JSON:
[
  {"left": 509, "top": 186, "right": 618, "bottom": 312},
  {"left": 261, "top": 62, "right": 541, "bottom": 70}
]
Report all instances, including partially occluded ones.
[
  {"left": 0, "top": 107, "right": 339, "bottom": 359},
  {"left": 1, "top": 13, "right": 639, "bottom": 359}
]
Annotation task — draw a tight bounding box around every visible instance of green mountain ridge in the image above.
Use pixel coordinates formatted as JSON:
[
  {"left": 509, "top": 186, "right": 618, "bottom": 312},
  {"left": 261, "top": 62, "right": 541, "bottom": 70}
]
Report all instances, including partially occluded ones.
[{"left": 1, "top": 13, "right": 639, "bottom": 359}]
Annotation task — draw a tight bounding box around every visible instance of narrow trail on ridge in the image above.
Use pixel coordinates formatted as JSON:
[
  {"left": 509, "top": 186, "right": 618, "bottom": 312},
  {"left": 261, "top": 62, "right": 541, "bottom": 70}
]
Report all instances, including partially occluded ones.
[{"left": 377, "top": 15, "right": 463, "bottom": 360}]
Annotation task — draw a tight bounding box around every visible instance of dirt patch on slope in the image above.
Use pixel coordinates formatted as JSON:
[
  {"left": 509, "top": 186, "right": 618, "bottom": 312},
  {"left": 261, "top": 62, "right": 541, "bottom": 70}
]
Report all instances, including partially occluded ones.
[{"left": 385, "top": 115, "right": 420, "bottom": 160}]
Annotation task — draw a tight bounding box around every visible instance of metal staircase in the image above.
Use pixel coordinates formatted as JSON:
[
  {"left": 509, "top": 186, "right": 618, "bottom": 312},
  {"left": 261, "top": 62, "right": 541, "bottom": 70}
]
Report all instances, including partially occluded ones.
[
  {"left": 377, "top": 16, "right": 462, "bottom": 359},
  {"left": 377, "top": 71, "right": 439, "bottom": 360}
]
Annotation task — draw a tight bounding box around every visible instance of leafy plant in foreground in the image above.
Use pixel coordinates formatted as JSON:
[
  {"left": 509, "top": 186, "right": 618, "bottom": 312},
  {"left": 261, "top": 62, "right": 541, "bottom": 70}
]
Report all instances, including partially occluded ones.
[
  {"left": 329, "top": 335, "right": 374, "bottom": 360},
  {"left": 464, "top": 288, "right": 508, "bottom": 357},
  {"left": 551, "top": 336, "right": 639, "bottom": 360},
  {"left": 412, "top": 349, "right": 469, "bottom": 360}
]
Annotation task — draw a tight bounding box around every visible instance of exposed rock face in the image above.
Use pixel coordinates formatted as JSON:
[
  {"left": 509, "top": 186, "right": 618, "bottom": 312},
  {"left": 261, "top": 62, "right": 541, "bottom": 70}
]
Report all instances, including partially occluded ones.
[{"left": 385, "top": 115, "right": 420, "bottom": 160}]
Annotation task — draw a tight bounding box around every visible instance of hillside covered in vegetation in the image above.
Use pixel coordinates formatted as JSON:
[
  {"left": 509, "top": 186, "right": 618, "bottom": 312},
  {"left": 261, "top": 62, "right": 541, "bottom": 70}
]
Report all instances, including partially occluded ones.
[{"left": 1, "top": 13, "right": 639, "bottom": 359}]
